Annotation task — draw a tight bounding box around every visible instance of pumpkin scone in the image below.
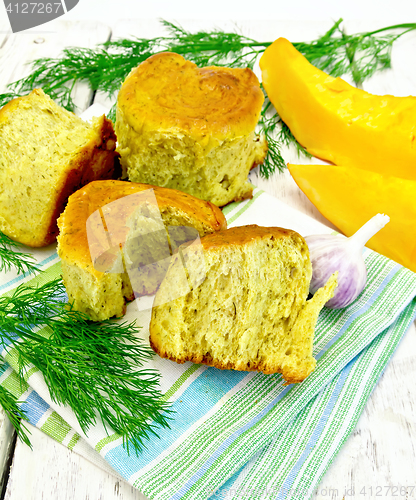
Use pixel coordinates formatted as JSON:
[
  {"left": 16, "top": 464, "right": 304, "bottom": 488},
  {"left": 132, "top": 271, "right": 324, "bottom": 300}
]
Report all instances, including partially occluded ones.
[
  {"left": 57, "top": 179, "right": 227, "bottom": 321},
  {"left": 150, "top": 225, "right": 337, "bottom": 384},
  {"left": 0, "top": 89, "right": 118, "bottom": 247},
  {"left": 115, "top": 52, "right": 267, "bottom": 207}
]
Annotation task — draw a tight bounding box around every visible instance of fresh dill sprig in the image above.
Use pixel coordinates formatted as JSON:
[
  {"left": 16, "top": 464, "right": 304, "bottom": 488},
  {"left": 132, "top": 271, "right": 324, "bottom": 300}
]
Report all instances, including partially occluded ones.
[
  {"left": 3, "top": 21, "right": 269, "bottom": 113},
  {"left": 0, "top": 387, "right": 32, "bottom": 447},
  {"left": 257, "top": 98, "right": 286, "bottom": 177},
  {"left": 0, "top": 278, "right": 172, "bottom": 454},
  {"left": 0, "top": 20, "right": 415, "bottom": 176},
  {"left": 0, "top": 232, "right": 39, "bottom": 276},
  {"left": 294, "top": 21, "right": 416, "bottom": 86},
  {"left": 157, "top": 20, "right": 268, "bottom": 69},
  {"left": 0, "top": 231, "right": 39, "bottom": 445},
  {"left": 0, "top": 375, "right": 32, "bottom": 447}
]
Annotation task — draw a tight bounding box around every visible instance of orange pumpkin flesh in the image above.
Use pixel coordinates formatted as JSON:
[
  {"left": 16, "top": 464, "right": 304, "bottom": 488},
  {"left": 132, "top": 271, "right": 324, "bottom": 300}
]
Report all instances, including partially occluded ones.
[
  {"left": 260, "top": 38, "right": 416, "bottom": 180},
  {"left": 288, "top": 163, "right": 416, "bottom": 273}
]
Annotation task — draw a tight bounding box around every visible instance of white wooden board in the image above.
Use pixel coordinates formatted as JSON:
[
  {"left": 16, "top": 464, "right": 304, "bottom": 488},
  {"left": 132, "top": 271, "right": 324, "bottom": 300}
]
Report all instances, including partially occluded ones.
[
  {"left": 1, "top": 18, "right": 416, "bottom": 500},
  {"left": 0, "top": 19, "right": 111, "bottom": 111}
]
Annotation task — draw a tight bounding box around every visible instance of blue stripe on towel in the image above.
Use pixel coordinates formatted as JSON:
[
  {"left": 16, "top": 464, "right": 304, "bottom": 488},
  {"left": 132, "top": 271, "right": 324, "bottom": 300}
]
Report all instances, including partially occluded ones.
[
  {"left": 275, "top": 359, "right": 354, "bottom": 499},
  {"left": 0, "top": 252, "right": 58, "bottom": 292},
  {"left": 105, "top": 367, "right": 248, "bottom": 473},
  {"left": 170, "top": 384, "right": 294, "bottom": 500},
  {"left": 21, "top": 390, "right": 51, "bottom": 425}
]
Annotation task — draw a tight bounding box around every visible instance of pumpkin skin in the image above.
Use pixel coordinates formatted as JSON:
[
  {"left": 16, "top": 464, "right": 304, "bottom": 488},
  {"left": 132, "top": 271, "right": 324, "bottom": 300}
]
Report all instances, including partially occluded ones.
[
  {"left": 288, "top": 163, "right": 416, "bottom": 273},
  {"left": 260, "top": 38, "right": 416, "bottom": 180}
]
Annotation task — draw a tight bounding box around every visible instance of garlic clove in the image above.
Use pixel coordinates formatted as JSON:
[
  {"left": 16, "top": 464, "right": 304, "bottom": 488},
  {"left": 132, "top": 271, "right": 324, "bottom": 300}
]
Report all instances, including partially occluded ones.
[{"left": 305, "top": 214, "right": 390, "bottom": 309}]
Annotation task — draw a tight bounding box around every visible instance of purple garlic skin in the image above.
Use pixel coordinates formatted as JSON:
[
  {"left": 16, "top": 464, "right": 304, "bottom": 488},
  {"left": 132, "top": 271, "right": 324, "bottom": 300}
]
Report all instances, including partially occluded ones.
[
  {"left": 305, "top": 235, "right": 367, "bottom": 309},
  {"left": 305, "top": 214, "right": 390, "bottom": 309}
]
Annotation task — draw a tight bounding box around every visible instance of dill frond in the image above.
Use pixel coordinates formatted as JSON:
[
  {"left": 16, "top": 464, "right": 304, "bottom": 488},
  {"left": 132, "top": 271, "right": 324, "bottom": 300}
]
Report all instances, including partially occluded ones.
[
  {"left": 0, "top": 278, "right": 172, "bottom": 454},
  {"left": 257, "top": 99, "right": 286, "bottom": 177},
  {"left": 294, "top": 21, "right": 416, "bottom": 86},
  {"left": 0, "top": 379, "right": 32, "bottom": 447},
  {"left": 0, "top": 359, "right": 32, "bottom": 447},
  {"left": 0, "top": 232, "right": 39, "bottom": 276}
]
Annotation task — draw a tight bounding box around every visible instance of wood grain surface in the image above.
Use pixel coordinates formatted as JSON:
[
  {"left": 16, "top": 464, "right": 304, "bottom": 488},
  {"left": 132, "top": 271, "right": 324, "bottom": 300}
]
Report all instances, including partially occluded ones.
[{"left": 0, "top": 18, "right": 415, "bottom": 500}]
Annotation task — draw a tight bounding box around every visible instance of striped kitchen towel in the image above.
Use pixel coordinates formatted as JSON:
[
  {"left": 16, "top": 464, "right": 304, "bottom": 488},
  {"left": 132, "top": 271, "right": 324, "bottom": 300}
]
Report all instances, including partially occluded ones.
[{"left": 1, "top": 188, "right": 416, "bottom": 500}]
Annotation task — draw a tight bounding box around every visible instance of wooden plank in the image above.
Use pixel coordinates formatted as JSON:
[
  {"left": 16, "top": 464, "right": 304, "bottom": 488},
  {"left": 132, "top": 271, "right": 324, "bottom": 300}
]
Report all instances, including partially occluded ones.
[
  {"left": 0, "top": 18, "right": 12, "bottom": 51},
  {"left": 4, "top": 425, "right": 149, "bottom": 500},
  {"left": 345, "top": 21, "right": 416, "bottom": 97},
  {"left": 0, "top": 19, "right": 111, "bottom": 112},
  {"left": 0, "top": 414, "right": 15, "bottom": 496},
  {"left": 2, "top": 18, "right": 416, "bottom": 500}
]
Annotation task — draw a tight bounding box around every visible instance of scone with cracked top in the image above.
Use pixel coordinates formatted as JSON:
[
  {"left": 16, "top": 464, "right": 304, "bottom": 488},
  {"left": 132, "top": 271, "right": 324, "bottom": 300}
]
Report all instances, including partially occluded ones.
[
  {"left": 57, "top": 179, "right": 227, "bottom": 321},
  {"left": 149, "top": 225, "right": 337, "bottom": 384},
  {"left": 116, "top": 52, "right": 267, "bottom": 207}
]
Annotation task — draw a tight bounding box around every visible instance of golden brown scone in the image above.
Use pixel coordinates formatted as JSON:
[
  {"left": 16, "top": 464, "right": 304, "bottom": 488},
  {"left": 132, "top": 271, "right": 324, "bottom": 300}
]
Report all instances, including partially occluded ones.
[
  {"left": 115, "top": 52, "right": 267, "bottom": 207},
  {"left": 57, "top": 179, "right": 227, "bottom": 321},
  {"left": 149, "top": 225, "right": 337, "bottom": 384},
  {"left": 0, "top": 89, "right": 119, "bottom": 247}
]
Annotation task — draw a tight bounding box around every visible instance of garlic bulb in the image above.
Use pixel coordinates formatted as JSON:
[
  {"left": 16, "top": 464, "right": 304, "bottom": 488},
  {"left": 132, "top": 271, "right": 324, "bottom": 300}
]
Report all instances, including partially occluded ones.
[{"left": 305, "top": 214, "right": 390, "bottom": 309}]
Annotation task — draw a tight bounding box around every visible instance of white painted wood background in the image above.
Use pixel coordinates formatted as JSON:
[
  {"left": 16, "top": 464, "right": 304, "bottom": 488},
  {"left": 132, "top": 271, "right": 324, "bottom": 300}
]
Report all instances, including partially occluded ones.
[{"left": 0, "top": 17, "right": 415, "bottom": 500}]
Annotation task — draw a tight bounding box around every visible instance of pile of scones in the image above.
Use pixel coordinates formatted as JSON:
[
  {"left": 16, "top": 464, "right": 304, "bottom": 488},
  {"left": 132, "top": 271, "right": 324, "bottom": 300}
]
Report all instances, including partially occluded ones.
[{"left": 0, "top": 52, "right": 336, "bottom": 384}]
